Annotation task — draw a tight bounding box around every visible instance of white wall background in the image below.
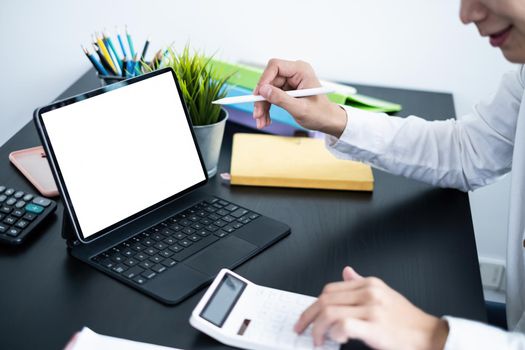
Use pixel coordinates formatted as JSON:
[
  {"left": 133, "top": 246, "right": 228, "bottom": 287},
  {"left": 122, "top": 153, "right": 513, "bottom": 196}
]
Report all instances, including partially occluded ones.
[{"left": 0, "top": 0, "right": 514, "bottom": 293}]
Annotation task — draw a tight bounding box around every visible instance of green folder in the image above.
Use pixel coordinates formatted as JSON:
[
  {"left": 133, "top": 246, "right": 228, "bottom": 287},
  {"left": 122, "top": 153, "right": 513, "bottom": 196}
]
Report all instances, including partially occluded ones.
[{"left": 211, "top": 59, "right": 402, "bottom": 113}]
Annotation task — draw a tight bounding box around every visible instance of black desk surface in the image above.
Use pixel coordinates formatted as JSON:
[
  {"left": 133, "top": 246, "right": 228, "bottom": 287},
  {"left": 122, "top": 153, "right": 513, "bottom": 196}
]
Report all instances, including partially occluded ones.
[{"left": 0, "top": 70, "right": 486, "bottom": 349}]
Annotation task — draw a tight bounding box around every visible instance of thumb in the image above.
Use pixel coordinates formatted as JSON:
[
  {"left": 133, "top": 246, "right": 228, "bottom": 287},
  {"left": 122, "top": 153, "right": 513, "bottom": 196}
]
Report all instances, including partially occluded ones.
[
  {"left": 259, "top": 84, "right": 304, "bottom": 116},
  {"left": 343, "top": 266, "right": 363, "bottom": 281}
]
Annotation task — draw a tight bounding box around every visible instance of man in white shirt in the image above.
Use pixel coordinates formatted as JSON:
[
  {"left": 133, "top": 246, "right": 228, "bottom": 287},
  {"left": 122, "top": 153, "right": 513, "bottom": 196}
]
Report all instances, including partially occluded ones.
[{"left": 251, "top": 0, "right": 525, "bottom": 348}]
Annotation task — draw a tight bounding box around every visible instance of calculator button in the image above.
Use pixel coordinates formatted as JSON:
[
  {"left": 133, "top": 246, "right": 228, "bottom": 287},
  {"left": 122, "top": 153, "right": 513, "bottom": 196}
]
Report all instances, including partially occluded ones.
[
  {"left": 150, "top": 255, "right": 164, "bottom": 263},
  {"left": 15, "top": 220, "right": 29, "bottom": 229},
  {"left": 13, "top": 191, "right": 24, "bottom": 199},
  {"left": 161, "top": 258, "right": 177, "bottom": 267},
  {"left": 139, "top": 260, "right": 154, "bottom": 269},
  {"left": 112, "top": 264, "right": 127, "bottom": 274},
  {"left": 7, "top": 228, "right": 20, "bottom": 237},
  {"left": 25, "top": 203, "right": 44, "bottom": 214},
  {"left": 230, "top": 208, "right": 249, "bottom": 218},
  {"left": 214, "top": 230, "right": 228, "bottom": 238},
  {"left": 134, "top": 252, "right": 148, "bottom": 261},
  {"left": 0, "top": 224, "right": 8, "bottom": 233},
  {"left": 23, "top": 194, "right": 33, "bottom": 202},
  {"left": 15, "top": 201, "right": 26, "bottom": 209},
  {"left": 0, "top": 206, "right": 12, "bottom": 214},
  {"left": 32, "top": 197, "right": 52, "bottom": 207},
  {"left": 179, "top": 239, "right": 192, "bottom": 247},
  {"left": 169, "top": 244, "right": 184, "bottom": 253},
  {"left": 0, "top": 195, "right": 6, "bottom": 203},
  {"left": 4, "top": 189, "right": 14, "bottom": 196},
  {"left": 6, "top": 198, "right": 16, "bottom": 206},
  {"left": 123, "top": 258, "right": 138, "bottom": 267},
  {"left": 12, "top": 209, "right": 24, "bottom": 218},
  {"left": 159, "top": 249, "right": 173, "bottom": 258},
  {"left": 3, "top": 217, "right": 17, "bottom": 225},
  {"left": 22, "top": 213, "right": 37, "bottom": 221},
  {"left": 0, "top": 186, "right": 5, "bottom": 193}
]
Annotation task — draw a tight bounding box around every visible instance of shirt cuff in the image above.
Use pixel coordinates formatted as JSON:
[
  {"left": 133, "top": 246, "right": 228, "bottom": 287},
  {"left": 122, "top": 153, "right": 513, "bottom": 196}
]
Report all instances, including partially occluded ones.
[
  {"left": 443, "top": 316, "right": 523, "bottom": 349},
  {"left": 324, "top": 105, "right": 389, "bottom": 161}
]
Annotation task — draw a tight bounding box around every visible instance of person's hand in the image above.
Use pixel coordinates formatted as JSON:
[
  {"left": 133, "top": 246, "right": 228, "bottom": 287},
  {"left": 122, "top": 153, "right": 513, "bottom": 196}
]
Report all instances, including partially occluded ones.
[
  {"left": 294, "top": 267, "right": 449, "bottom": 350},
  {"left": 253, "top": 59, "right": 347, "bottom": 137}
]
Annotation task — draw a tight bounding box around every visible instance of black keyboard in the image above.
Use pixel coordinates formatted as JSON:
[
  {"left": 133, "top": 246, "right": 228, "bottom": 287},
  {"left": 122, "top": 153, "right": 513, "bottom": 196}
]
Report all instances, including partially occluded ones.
[
  {"left": 91, "top": 197, "right": 260, "bottom": 285},
  {"left": 0, "top": 185, "right": 57, "bottom": 245}
]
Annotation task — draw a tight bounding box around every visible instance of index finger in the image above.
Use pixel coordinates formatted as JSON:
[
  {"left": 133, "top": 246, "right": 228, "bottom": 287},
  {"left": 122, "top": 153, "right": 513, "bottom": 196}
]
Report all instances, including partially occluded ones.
[{"left": 256, "top": 58, "right": 301, "bottom": 89}]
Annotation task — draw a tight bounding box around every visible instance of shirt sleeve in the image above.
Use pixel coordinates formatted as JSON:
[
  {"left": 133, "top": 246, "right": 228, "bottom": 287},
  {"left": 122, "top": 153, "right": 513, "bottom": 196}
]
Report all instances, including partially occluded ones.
[
  {"left": 444, "top": 316, "right": 525, "bottom": 349},
  {"left": 325, "top": 68, "right": 523, "bottom": 191}
]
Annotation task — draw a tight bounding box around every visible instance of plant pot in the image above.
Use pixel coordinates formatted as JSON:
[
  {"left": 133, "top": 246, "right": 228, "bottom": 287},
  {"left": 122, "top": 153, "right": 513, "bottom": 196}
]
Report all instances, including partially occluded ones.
[{"left": 192, "top": 108, "right": 228, "bottom": 178}]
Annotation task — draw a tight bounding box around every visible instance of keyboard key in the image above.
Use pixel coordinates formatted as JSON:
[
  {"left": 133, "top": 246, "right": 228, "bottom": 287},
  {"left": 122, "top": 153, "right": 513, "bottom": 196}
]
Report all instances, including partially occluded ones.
[
  {"left": 99, "top": 259, "right": 115, "bottom": 269},
  {"left": 214, "top": 230, "right": 228, "bottom": 238},
  {"left": 239, "top": 218, "right": 251, "bottom": 224},
  {"left": 188, "top": 234, "right": 201, "bottom": 242},
  {"left": 0, "top": 195, "right": 6, "bottom": 203},
  {"left": 213, "top": 203, "right": 223, "bottom": 209},
  {"left": 14, "top": 191, "right": 24, "bottom": 199},
  {"left": 233, "top": 222, "right": 243, "bottom": 229},
  {"left": 188, "top": 215, "right": 199, "bottom": 222},
  {"left": 161, "top": 228, "right": 173, "bottom": 236},
  {"left": 22, "top": 213, "right": 37, "bottom": 221},
  {"left": 0, "top": 224, "right": 8, "bottom": 233},
  {"left": 205, "top": 206, "right": 217, "bottom": 213},
  {"left": 154, "top": 242, "right": 167, "bottom": 250},
  {"left": 222, "top": 225, "right": 235, "bottom": 233},
  {"left": 208, "top": 214, "right": 220, "bottom": 221},
  {"left": 150, "top": 255, "right": 164, "bottom": 263},
  {"left": 131, "top": 243, "right": 145, "bottom": 252},
  {"left": 141, "top": 270, "right": 156, "bottom": 279},
  {"left": 231, "top": 208, "right": 249, "bottom": 218},
  {"left": 151, "top": 264, "right": 166, "bottom": 273},
  {"left": 197, "top": 211, "right": 207, "bottom": 217},
  {"left": 139, "top": 260, "right": 154, "bottom": 269},
  {"left": 224, "top": 204, "right": 238, "bottom": 211},
  {"left": 15, "top": 201, "right": 26, "bottom": 209},
  {"left": 213, "top": 220, "right": 227, "bottom": 227},
  {"left": 216, "top": 209, "right": 229, "bottom": 216},
  {"left": 222, "top": 215, "right": 235, "bottom": 223},
  {"left": 6, "top": 198, "right": 16, "bottom": 206},
  {"left": 163, "top": 237, "right": 176, "bottom": 245},
  {"left": 151, "top": 233, "right": 164, "bottom": 241},
  {"left": 4, "top": 188, "right": 14, "bottom": 196},
  {"left": 161, "top": 258, "right": 177, "bottom": 267},
  {"left": 205, "top": 224, "right": 218, "bottom": 232},
  {"left": 112, "top": 264, "right": 127, "bottom": 274},
  {"left": 15, "top": 220, "right": 29, "bottom": 229},
  {"left": 180, "top": 219, "right": 192, "bottom": 227},
  {"left": 121, "top": 249, "right": 134, "bottom": 257},
  {"left": 25, "top": 203, "right": 44, "bottom": 214},
  {"left": 145, "top": 247, "right": 158, "bottom": 256},
  {"left": 197, "top": 229, "right": 210, "bottom": 237},
  {"left": 160, "top": 249, "right": 173, "bottom": 258},
  {"left": 179, "top": 239, "right": 192, "bottom": 247},
  {"left": 32, "top": 197, "right": 52, "bottom": 207},
  {"left": 111, "top": 255, "right": 124, "bottom": 263},
  {"left": 23, "top": 194, "right": 33, "bottom": 202},
  {"left": 124, "top": 258, "right": 138, "bottom": 267},
  {"left": 248, "top": 213, "right": 260, "bottom": 220},
  {"left": 173, "top": 232, "right": 186, "bottom": 240},
  {"left": 191, "top": 223, "right": 203, "bottom": 230},
  {"left": 205, "top": 198, "right": 218, "bottom": 204},
  {"left": 170, "top": 224, "right": 183, "bottom": 231},
  {"left": 171, "top": 235, "right": 219, "bottom": 262},
  {"left": 218, "top": 200, "right": 229, "bottom": 206},
  {"left": 142, "top": 238, "right": 154, "bottom": 246},
  {"left": 169, "top": 244, "right": 184, "bottom": 253},
  {"left": 199, "top": 218, "right": 212, "bottom": 225},
  {"left": 134, "top": 252, "right": 148, "bottom": 261},
  {"left": 122, "top": 266, "right": 144, "bottom": 279},
  {"left": 133, "top": 275, "right": 146, "bottom": 284},
  {"left": 0, "top": 186, "right": 5, "bottom": 193},
  {"left": 182, "top": 227, "right": 195, "bottom": 235}
]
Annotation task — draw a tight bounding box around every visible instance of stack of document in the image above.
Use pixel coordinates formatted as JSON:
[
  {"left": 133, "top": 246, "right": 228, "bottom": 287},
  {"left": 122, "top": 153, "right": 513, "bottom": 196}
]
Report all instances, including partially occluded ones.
[{"left": 212, "top": 60, "right": 402, "bottom": 131}]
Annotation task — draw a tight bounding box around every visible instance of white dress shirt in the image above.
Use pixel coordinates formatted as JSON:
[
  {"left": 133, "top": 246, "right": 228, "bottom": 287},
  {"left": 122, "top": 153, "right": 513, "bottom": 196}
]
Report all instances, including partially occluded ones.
[{"left": 325, "top": 66, "right": 525, "bottom": 348}]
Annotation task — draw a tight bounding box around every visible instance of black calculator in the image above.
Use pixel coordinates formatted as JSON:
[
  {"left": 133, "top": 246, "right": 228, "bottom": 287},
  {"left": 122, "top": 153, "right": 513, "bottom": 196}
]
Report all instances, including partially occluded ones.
[{"left": 0, "top": 185, "right": 57, "bottom": 245}]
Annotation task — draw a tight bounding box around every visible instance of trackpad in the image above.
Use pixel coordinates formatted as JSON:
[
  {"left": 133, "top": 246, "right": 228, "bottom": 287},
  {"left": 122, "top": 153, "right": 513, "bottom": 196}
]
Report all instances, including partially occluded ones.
[{"left": 185, "top": 236, "right": 257, "bottom": 276}]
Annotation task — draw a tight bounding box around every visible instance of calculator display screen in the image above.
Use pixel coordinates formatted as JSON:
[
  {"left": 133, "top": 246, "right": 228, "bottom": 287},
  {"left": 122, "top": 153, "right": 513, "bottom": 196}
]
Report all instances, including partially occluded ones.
[
  {"left": 38, "top": 69, "right": 207, "bottom": 242},
  {"left": 201, "top": 273, "right": 247, "bottom": 327}
]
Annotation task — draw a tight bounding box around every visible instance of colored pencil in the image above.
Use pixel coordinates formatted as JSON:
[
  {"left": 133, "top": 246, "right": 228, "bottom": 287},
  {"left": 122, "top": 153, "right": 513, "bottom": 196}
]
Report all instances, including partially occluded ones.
[
  {"left": 141, "top": 36, "right": 150, "bottom": 61},
  {"left": 82, "top": 45, "right": 108, "bottom": 75},
  {"left": 117, "top": 29, "right": 128, "bottom": 58},
  {"left": 126, "top": 26, "right": 136, "bottom": 57},
  {"left": 104, "top": 32, "right": 123, "bottom": 71},
  {"left": 92, "top": 44, "right": 115, "bottom": 75},
  {"left": 96, "top": 34, "right": 117, "bottom": 74}
]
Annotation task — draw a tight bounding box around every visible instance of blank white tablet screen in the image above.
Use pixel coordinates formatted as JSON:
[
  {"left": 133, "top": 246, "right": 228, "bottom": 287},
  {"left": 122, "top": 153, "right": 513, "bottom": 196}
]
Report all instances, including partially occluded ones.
[{"left": 41, "top": 71, "right": 206, "bottom": 239}]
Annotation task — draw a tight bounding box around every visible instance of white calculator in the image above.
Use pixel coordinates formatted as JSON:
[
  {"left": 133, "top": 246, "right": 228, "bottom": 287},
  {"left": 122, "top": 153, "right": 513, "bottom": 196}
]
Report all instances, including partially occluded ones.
[{"left": 190, "top": 269, "right": 340, "bottom": 350}]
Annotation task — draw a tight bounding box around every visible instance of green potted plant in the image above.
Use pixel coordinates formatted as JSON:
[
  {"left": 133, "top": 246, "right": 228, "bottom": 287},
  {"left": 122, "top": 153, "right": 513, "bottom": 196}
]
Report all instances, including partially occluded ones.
[{"left": 144, "top": 45, "right": 231, "bottom": 177}]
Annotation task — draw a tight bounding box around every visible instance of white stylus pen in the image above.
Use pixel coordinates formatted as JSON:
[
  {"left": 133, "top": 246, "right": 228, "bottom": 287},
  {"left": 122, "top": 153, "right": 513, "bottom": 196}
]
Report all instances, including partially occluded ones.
[{"left": 211, "top": 86, "right": 336, "bottom": 105}]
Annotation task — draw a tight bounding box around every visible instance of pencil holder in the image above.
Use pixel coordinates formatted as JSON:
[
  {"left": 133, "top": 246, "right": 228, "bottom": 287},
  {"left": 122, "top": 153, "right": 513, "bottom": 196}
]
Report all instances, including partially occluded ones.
[{"left": 98, "top": 74, "right": 127, "bottom": 86}]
